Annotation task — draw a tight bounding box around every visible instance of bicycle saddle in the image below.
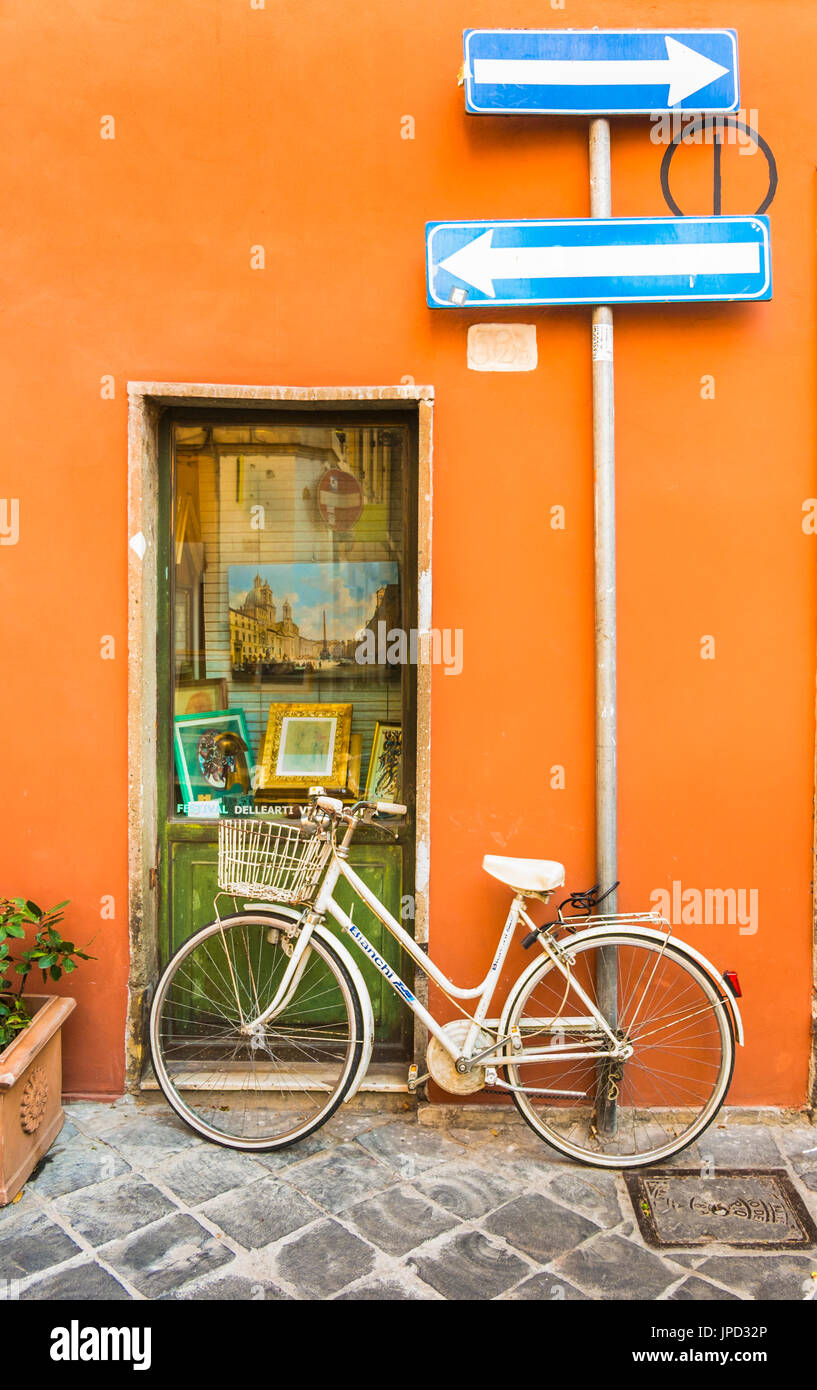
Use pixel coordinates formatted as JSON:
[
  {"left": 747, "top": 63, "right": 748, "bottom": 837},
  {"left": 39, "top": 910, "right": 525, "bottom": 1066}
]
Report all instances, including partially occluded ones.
[{"left": 482, "top": 855, "right": 566, "bottom": 894}]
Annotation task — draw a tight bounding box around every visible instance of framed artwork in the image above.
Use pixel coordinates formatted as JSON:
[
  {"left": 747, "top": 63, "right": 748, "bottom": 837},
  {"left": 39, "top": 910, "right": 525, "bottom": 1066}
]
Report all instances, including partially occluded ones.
[
  {"left": 175, "top": 490, "right": 201, "bottom": 566},
  {"left": 258, "top": 702, "right": 352, "bottom": 792},
  {"left": 174, "top": 678, "right": 229, "bottom": 718},
  {"left": 227, "top": 561, "right": 399, "bottom": 677},
  {"left": 174, "top": 587, "right": 192, "bottom": 676},
  {"left": 346, "top": 733, "right": 363, "bottom": 797},
  {"left": 365, "top": 722, "right": 402, "bottom": 801},
  {"left": 174, "top": 708, "right": 252, "bottom": 811}
]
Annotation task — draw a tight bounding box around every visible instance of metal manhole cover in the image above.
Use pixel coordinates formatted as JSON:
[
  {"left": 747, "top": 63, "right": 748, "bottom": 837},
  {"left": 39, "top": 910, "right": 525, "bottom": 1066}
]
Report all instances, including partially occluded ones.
[{"left": 624, "top": 1169, "right": 817, "bottom": 1250}]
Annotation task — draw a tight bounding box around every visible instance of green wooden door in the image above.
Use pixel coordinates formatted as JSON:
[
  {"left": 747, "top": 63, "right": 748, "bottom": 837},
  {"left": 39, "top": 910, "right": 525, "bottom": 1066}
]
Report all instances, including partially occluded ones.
[{"left": 167, "top": 839, "right": 411, "bottom": 1060}]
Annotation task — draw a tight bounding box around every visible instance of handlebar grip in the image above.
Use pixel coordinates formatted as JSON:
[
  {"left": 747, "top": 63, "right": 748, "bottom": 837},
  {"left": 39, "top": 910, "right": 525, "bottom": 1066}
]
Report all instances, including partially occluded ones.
[{"left": 376, "top": 801, "right": 407, "bottom": 816}]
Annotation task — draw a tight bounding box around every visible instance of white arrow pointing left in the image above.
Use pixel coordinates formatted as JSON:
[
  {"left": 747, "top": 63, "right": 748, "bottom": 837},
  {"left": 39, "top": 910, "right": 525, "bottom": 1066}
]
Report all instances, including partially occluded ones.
[
  {"left": 472, "top": 36, "right": 729, "bottom": 106},
  {"left": 438, "top": 230, "right": 761, "bottom": 298}
]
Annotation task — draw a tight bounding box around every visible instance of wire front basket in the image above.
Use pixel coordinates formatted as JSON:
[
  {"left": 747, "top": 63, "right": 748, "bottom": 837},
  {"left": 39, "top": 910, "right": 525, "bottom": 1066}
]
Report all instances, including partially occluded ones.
[{"left": 217, "top": 817, "right": 331, "bottom": 906}]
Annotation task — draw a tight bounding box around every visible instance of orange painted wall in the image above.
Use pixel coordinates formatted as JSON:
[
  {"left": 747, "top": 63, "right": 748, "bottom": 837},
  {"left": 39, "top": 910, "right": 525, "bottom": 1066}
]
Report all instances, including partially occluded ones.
[{"left": 0, "top": 0, "right": 813, "bottom": 1102}]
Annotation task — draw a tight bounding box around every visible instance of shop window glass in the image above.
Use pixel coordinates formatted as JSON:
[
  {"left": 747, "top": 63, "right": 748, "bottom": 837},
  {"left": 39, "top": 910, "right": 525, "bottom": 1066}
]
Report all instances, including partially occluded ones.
[{"left": 170, "top": 422, "right": 408, "bottom": 819}]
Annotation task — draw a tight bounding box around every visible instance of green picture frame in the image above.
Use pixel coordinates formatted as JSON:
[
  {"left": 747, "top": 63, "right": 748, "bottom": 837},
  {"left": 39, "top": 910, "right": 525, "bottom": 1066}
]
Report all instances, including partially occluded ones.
[{"left": 173, "top": 708, "right": 252, "bottom": 815}]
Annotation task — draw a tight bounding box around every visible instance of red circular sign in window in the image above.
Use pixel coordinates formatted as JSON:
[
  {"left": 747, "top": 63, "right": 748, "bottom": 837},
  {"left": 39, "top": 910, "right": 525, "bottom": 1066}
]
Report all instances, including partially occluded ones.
[{"left": 317, "top": 468, "right": 364, "bottom": 530}]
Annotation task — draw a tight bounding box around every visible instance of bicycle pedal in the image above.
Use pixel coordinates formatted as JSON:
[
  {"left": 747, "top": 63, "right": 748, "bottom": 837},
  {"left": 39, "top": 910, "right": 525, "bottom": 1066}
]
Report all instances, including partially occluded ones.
[
  {"left": 510, "top": 1025, "right": 522, "bottom": 1053},
  {"left": 407, "top": 1064, "right": 429, "bottom": 1092}
]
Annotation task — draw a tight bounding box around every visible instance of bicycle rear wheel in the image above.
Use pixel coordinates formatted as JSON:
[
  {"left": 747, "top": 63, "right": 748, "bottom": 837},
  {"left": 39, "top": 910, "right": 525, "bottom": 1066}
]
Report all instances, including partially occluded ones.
[
  {"left": 504, "top": 931, "right": 735, "bottom": 1168},
  {"left": 149, "top": 914, "right": 364, "bottom": 1150}
]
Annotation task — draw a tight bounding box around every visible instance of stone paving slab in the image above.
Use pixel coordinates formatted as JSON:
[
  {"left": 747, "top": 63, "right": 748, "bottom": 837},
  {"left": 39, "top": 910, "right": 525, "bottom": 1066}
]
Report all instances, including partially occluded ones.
[
  {"left": 759, "top": 1122, "right": 817, "bottom": 1161},
  {"left": 549, "top": 1232, "right": 683, "bottom": 1300},
  {"left": 336, "top": 1273, "right": 442, "bottom": 1300},
  {"left": 281, "top": 1144, "right": 397, "bottom": 1214},
  {"left": 483, "top": 1192, "right": 601, "bottom": 1264},
  {"left": 669, "top": 1275, "right": 742, "bottom": 1301},
  {"left": 408, "top": 1228, "right": 532, "bottom": 1300},
  {"left": 412, "top": 1160, "right": 527, "bottom": 1219},
  {"left": 695, "top": 1123, "right": 787, "bottom": 1168},
  {"left": 23, "top": 1136, "right": 131, "bottom": 1199},
  {"left": 154, "top": 1146, "right": 270, "bottom": 1205},
  {"left": 161, "top": 1273, "right": 291, "bottom": 1301},
  {"left": 0, "top": 1098, "right": 814, "bottom": 1301},
  {"left": 345, "top": 1184, "right": 459, "bottom": 1255},
  {"left": 103, "top": 1115, "right": 202, "bottom": 1168},
  {"left": 356, "top": 1119, "right": 468, "bottom": 1176},
  {"left": 99, "top": 1212, "right": 236, "bottom": 1299},
  {"left": 501, "top": 1271, "right": 590, "bottom": 1300},
  {"left": 446, "top": 1118, "right": 575, "bottom": 1167},
  {"left": 52, "top": 1174, "right": 176, "bottom": 1247},
  {"left": 456, "top": 1135, "right": 574, "bottom": 1189},
  {"left": 198, "top": 1175, "right": 322, "bottom": 1250},
  {"left": 274, "top": 1218, "right": 377, "bottom": 1298},
  {"left": 774, "top": 1127, "right": 817, "bottom": 1198},
  {"left": 794, "top": 1166, "right": 817, "bottom": 1193},
  {"left": 250, "top": 1130, "right": 341, "bottom": 1171},
  {"left": 0, "top": 1210, "right": 82, "bottom": 1280},
  {"left": 59, "top": 1101, "right": 136, "bottom": 1137},
  {"left": 19, "top": 1259, "right": 133, "bottom": 1300},
  {"left": 691, "top": 1253, "right": 817, "bottom": 1301},
  {"left": 544, "top": 1170, "right": 624, "bottom": 1228}
]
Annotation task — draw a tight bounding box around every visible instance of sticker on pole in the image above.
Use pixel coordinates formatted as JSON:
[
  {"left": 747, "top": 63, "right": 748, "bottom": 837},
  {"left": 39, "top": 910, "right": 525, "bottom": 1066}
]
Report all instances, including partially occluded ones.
[
  {"left": 464, "top": 29, "right": 739, "bottom": 116},
  {"left": 592, "top": 323, "right": 614, "bottom": 362},
  {"left": 426, "top": 216, "right": 771, "bottom": 309}
]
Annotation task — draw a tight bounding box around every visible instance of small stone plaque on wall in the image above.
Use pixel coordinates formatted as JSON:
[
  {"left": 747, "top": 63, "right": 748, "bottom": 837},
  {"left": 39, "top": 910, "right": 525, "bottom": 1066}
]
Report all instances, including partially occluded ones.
[{"left": 467, "top": 323, "right": 537, "bottom": 372}]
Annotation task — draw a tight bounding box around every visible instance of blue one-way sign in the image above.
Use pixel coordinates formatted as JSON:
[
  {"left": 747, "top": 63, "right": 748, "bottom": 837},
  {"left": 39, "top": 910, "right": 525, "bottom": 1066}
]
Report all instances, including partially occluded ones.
[
  {"left": 464, "top": 29, "right": 739, "bottom": 116},
  {"left": 426, "top": 217, "right": 771, "bottom": 308}
]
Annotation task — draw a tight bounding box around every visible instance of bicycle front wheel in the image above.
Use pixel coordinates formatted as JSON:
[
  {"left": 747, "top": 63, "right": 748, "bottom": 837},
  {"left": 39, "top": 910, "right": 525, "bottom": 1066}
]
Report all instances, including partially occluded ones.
[
  {"left": 149, "top": 914, "right": 364, "bottom": 1150},
  {"left": 505, "top": 931, "right": 735, "bottom": 1168}
]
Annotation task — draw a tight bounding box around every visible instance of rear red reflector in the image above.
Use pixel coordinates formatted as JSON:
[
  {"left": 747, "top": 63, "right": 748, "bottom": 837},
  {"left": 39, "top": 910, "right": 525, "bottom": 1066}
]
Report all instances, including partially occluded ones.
[{"left": 723, "top": 970, "right": 742, "bottom": 998}]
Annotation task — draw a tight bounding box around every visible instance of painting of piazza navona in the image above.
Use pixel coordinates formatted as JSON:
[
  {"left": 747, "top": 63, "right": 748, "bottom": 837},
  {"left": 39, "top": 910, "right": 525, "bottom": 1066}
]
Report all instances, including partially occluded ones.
[{"left": 228, "top": 562, "right": 400, "bottom": 677}]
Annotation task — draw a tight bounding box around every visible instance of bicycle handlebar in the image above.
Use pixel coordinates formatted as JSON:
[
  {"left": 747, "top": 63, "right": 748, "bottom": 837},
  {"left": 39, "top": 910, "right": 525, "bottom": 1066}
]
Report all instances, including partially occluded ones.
[{"left": 309, "top": 789, "right": 407, "bottom": 824}]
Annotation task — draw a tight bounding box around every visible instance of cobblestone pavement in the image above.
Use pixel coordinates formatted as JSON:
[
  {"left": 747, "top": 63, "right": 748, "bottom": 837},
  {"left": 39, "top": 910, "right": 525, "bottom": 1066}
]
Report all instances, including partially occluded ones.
[{"left": 1, "top": 1098, "right": 815, "bottom": 1301}]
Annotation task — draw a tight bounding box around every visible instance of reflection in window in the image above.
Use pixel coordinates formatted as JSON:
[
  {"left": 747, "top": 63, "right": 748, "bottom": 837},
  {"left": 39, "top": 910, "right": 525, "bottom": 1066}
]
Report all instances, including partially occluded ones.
[{"left": 171, "top": 423, "right": 407, "bottom": 819}]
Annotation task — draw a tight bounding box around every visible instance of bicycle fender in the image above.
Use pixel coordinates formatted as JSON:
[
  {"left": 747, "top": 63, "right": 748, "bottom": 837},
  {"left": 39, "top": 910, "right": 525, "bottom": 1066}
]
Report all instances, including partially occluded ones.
[
  {"left": 499, "top": 924, "right": 744, "bottom": 1047},
  {"left": 240, "top": 902, "right": 302, "bottom": 922},
  {"left": 239, "top": 907, "right": 375, "bottom": 1099}
]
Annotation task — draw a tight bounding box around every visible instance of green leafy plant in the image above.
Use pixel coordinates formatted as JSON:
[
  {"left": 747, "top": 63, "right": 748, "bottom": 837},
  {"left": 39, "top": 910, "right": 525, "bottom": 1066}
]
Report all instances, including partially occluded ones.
[{"left": 0, "top": 898, "right": 92, "bottom": 1051}]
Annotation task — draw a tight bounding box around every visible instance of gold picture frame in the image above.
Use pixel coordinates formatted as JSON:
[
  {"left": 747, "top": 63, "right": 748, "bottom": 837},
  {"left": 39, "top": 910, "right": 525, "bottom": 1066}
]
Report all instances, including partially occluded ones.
[
  {"left": 364, "top": 721, "right": 403, "bottom": 801},
  {"left": 258, "top": 702, "right": 352, "bottom": 792},
  {"left": 346, "top": 733, "right": 363, "bottom": 798}
]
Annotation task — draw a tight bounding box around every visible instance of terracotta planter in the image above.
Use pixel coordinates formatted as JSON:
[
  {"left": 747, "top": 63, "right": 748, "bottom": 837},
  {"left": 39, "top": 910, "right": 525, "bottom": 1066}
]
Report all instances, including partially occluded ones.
[{"left": 0, "top": 994, "right": 76, "bottom": 1205}]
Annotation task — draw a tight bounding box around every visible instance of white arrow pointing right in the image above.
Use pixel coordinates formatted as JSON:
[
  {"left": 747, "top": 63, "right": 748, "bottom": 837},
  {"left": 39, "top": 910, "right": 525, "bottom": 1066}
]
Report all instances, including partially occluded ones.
[
  {"left": 472, "top": 36, "right": 729, "bottom": 106},
  {"left": 438, "top": 230, "right": 761, "bottom": 298}
]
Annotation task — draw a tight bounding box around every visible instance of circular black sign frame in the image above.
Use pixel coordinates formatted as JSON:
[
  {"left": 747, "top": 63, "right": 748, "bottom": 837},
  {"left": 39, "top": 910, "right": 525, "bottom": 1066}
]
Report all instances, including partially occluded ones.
[{"left": 659, "top": 115, "right": 778, "bottom": 217}]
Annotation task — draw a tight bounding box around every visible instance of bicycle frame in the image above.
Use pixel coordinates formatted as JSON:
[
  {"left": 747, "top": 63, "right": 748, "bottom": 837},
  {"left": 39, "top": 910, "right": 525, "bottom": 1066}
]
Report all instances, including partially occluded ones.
[{"left": 247, "top": 840, "right": 624, "bottom": 1070}]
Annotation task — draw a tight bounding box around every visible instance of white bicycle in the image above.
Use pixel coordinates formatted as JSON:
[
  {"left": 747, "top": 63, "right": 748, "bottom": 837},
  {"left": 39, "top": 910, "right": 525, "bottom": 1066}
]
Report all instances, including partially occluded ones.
[{"left": 149, "top": 790, "right": 743, "bottom": 1168}]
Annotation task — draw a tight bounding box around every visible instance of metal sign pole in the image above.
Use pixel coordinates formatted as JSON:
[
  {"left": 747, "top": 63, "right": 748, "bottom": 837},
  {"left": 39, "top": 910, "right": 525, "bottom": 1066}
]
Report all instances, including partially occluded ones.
[
  {"left": 431, "top": 26, "right": 767, "bottom": 1140},
  {"left": 589, "top": 117, "right": 619, "bottom": 1135}
]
